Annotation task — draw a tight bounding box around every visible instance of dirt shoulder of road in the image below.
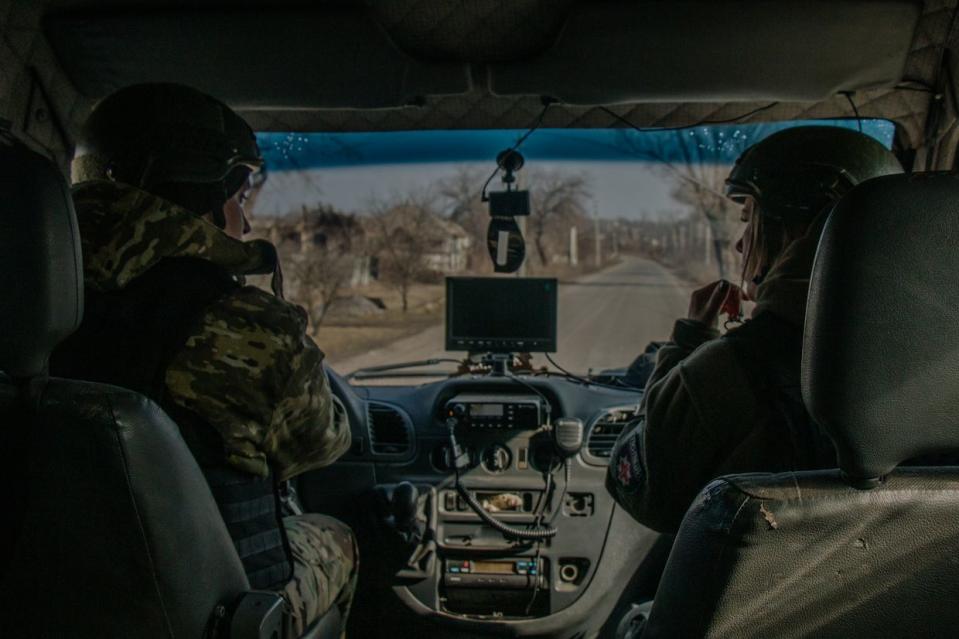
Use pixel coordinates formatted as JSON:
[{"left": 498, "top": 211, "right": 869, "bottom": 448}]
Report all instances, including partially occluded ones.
[
  {"left": 312, "top": 258, "right": 623, "bottom": 363},
  {"left": 311, "top": 282, "right": 444, "bottom": 362}
]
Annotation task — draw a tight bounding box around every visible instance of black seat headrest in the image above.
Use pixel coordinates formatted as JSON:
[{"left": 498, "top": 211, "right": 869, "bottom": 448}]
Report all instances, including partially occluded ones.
[
  {"left": 0, "top": 132, "right": 83, "bottom": 379},
  {"left": 803, "top": 172, "right": 959, "bottom": 483}
]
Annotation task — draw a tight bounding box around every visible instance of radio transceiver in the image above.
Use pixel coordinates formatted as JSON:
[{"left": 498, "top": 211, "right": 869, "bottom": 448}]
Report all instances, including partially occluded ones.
[{"left": 444, "top": 394, "right": 543, "bottom": 430}]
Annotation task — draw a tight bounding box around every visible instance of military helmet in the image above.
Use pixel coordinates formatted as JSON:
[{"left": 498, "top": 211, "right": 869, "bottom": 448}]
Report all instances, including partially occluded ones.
[
  {"left": 72, "top": 83, "right": 262, "bottom": 191},
  {"left": 725, "top": 125, "right": 903, "bottom": 222}
]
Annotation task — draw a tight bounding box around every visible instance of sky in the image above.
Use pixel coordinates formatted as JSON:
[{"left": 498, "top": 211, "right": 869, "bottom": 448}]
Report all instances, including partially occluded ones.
[
  {"left": 253, "top": 160, "right": 678, "bottom": 219},
  {"left": 252, "top": 119, "right": 896, "bottom": 219}
]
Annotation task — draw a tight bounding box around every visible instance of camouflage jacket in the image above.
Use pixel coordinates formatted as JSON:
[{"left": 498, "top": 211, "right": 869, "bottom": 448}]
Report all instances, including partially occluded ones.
[{"left": 72, "top": 180, "right": 350, "bottom": 480}]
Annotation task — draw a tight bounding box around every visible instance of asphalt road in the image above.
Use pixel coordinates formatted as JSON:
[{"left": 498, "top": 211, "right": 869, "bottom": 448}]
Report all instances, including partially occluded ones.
[{"left": 330, "top": 256, "right": 691, "bottom": 378}]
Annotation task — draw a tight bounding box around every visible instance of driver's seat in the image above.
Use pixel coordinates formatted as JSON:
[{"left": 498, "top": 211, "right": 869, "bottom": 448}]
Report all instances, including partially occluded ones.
[
  {"left": 644, "top": 172, "right": 959, "bottom": 638},
  {"left": 0, "top": 132, "right": 328, "bottom": 636}
]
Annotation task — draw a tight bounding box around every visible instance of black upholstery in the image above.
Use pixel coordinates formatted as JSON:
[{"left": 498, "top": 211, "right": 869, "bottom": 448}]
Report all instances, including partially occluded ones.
[
  {"left": 1, "top": 380, "right": 249, "bottom": 637},
  {"left": 647, "top": 173, "right": 959, "bottom": 638},
  {"left": 0, "top": 134, "right": 82, "bottom": 378},
  {"left": 0, "top": 134, "right": 343, "bottom": 638},
  {"left": 646, "top": 469, "right": 959, "bottom": 639},
  {"left": 804, "top": 172, "right": 959, "bottom": 482},
  {"left": 0, "top": 131, "right": 249, "bottom": 636}
]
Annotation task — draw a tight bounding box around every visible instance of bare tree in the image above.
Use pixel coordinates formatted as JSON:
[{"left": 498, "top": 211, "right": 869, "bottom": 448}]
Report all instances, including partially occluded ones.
[
  {"left": 287, "top": 254, "right": 353, "bottom": 329},
  {"left": 438, "top": 166, "right": 490, "bottom": 271},
  {"left": 274, "top": 206, "right": 363, "bottom": 330},
  {"left": 368, "top": 189, "right": 438, "bottom": 312},
  {"left": 609, "top": 127, "right": 750, "bottom": 277},
  {"left": 667, "top": 165, "right": 742, "bottom": 276},
  {"left": 527, "top": 170, "right": 592, "bottom": 267}
]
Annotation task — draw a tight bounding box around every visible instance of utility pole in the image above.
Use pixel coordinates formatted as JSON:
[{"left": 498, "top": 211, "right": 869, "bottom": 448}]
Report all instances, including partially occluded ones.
[
  {"left": 593, "top": 205, "right": 602, "bottom": 267},
  {"left": 703, "top": 220, "right": 713, "bottom": 268},
  {"left": 299, "top": 204, "right": 310, "bottom": 255},
  {"left": 518, "top": 215, "right": 528, "bottom": 277},
  {"left": 569, "top": 226, "right": 578, "bottom": 266}
]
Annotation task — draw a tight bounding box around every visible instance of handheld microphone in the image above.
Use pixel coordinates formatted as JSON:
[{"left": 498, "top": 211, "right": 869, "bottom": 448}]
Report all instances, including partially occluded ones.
[{"left": 553, "top": 418, "right": 584, "bottom": 456}]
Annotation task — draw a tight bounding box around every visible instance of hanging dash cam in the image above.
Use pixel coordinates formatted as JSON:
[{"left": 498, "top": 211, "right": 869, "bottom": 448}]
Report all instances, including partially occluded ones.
[{"left": 485, "top": 149, "right": 530, "bottom": 273}]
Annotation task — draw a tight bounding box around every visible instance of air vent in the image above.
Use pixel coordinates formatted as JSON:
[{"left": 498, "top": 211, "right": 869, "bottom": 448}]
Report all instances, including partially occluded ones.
[
  {"left": 586, "top": 407, "right": 640, "bottom": 462},
  {"left": 367, "top": 402, "right": 412, "bottom": 456}
]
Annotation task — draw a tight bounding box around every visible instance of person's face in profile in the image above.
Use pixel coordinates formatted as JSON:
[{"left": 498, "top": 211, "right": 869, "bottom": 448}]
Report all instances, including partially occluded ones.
[{"left": 734, "top": 195, "right": 761, "bottom": 299}]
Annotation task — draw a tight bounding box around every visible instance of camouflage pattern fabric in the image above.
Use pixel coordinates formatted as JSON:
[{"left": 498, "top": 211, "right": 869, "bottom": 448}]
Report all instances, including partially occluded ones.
[
  {"left": 71, "top": 179, "right": 351, "bottom": 480},
  {"left": 282, "top": 514, "right": 358, "bottom": 637},
  {"left": 73, "top": 180, "right": 278, "bottom": 291},
  {"left": 163, "top": 285, "right": 350, "bottom": 479}
]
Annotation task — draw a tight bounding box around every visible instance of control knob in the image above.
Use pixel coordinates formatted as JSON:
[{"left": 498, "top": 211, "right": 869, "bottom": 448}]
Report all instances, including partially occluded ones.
[{"left": 482, "top": 443, "right": 513, "bottom": 473}]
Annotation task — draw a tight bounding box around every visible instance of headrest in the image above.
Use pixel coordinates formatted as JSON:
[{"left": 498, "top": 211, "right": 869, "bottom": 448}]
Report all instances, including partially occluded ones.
[
  {"left": 0, "top": 132, "right": 83, "bottom": 378},
  {"left": 803, "top": 172, "right": 959, "bottom": 483}
]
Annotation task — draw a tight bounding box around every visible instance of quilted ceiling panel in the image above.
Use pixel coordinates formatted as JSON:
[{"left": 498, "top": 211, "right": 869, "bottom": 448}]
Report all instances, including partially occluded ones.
[
  {"left": 243, "top": 0, "right": 951, "bottom": 148},
  {"left": 2, "top": 0, "right": 957, "bottom": 155}
]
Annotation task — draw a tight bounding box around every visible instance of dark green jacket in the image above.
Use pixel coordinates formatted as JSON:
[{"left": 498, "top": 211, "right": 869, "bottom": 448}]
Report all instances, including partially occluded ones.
[{"left": 608, "top": 225, "right": 836, "bottom": 533}]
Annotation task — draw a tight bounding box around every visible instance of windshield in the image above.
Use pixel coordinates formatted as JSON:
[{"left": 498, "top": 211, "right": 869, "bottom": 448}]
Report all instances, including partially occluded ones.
[{"left": 247, "top": 119, "right": 894, "bottom": 381}]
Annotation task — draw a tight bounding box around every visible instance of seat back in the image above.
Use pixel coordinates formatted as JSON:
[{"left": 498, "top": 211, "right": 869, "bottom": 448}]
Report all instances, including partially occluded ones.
[
  {"left": 646, "top": 468, "right": 959, "bottom": 639},
  {"left": 646, "top": 173, "right": 959, "bottom": 639},
  {"left": 0, "top": 131, "right": 249, "bottom": 637}
]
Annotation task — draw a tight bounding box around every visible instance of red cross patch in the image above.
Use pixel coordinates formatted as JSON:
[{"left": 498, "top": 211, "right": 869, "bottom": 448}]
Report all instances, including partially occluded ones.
[{"left": 617, "top": 455, "right": 632, "bottom": 485}]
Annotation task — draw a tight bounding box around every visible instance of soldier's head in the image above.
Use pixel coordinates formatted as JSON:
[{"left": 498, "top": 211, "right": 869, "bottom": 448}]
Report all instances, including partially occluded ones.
[
  {"left": 72, "top": 83, "right": 263, "bottom": 240},
  {"left": 725, "top": 125, "right": 902, "bottom": 296}
]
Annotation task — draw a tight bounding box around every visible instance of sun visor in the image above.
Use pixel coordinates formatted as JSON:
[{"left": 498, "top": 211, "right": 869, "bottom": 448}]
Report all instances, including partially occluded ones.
[
  {"left": 44, "top": 8, "right": 471, "bottom": 109},
  {"left": 490, "top": 0, "right": 922, "bottom": 104}
]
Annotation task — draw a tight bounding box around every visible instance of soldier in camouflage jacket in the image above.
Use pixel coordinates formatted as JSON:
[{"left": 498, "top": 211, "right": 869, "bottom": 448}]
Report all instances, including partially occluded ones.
[
  {"left": 72, "top": 179, "right": 350, "bottom": 481},
  {"left": 50, "top": 84, "right": 357, "bottom": 637}
]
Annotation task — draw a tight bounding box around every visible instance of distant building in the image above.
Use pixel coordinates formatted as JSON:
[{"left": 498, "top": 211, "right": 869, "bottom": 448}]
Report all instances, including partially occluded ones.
[
  {"left": 251, "top": 205, "right": 372, "bottom": 287},
  {"left": 423, "top": 217, "right": 472, "bottom": 273},
  {"left": 367, "top": 204, "right": 473, "bottom": 275}
]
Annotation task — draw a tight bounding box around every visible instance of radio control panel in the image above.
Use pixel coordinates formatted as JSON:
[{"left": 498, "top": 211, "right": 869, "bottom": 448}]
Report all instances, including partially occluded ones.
[{"left": 444, "top": 393, "right": 542, "bottom": 430}]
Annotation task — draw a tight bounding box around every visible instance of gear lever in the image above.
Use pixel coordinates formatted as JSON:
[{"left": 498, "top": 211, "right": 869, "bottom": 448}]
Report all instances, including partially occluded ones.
[{"left": 391, "top": 481, "right": 419, "bottom": 532}]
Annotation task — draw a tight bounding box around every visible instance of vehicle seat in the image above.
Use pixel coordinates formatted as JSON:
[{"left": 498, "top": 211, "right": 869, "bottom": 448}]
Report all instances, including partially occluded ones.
[
  {"left": 643, "top": 172, "right": 959, "bottom": 639},
  {"left": 0, "top": 132, "right": 338, "bottom": 637}
]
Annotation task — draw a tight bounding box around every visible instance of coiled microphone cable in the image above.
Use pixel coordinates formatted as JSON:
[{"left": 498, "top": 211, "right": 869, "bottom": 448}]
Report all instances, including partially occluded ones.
[{"left": 447, "top": 418, "right": 557, "bottom": 540}]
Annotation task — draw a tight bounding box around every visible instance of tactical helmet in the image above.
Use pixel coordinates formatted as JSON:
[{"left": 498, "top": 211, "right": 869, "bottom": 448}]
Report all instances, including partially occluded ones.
[
  {"left": 725, "top": 126, "right": 903, "bottom": 222},
  {"left": 72, "top": 83, "right": 262, "bottom": 197}
]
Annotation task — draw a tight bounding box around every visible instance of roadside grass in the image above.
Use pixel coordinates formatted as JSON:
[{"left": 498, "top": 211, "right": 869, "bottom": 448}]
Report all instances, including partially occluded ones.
[{"left": 312, "top": 282, "right": 444, "bottom": 363}]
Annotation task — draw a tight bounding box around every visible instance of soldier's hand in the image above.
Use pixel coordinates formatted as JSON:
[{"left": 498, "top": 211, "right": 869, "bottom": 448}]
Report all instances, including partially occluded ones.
[{"left": 688, "top": 280, "right": 742, "bottom": 327}]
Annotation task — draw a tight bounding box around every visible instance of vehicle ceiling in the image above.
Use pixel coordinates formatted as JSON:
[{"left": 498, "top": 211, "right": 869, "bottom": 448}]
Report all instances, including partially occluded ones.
[{"left": 3, "top": 1, "right": 959, "bottom": 167}]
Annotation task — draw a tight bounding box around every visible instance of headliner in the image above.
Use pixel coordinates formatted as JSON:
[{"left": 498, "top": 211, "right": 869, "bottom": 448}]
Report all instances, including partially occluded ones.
[{"left": 4, "top": 1, "right": 957, "bottom": 157}]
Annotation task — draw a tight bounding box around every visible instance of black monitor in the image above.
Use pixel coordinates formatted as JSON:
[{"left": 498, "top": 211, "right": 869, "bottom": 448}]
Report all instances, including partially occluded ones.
[{"left": 446, "top": 277, "right": 558, "bottom": 353}]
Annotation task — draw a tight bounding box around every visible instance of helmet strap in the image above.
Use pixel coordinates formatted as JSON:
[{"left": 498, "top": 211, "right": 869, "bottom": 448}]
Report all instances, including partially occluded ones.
[
  {"left": 209, "top": 182, "right": 228, "bottom": 229},
  {"left": 270, "top": 259, "right": 285, "bottom": 300}
]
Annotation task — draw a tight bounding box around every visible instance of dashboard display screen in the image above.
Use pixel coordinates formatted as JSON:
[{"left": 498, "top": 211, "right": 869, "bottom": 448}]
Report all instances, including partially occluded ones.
[
  {"left": 470, "top": 561, "right": 516, "bottom": 575},
  {"left": 470, "top": 403, "right": 504, "bottom": 417},
  {"left": 446, "top": 277, "right": 557, "bottom": 352}
]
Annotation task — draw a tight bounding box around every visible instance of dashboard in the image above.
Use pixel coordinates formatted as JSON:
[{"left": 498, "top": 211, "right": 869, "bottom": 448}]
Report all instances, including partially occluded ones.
[{"left": 298, "top": 369, "right": 667, "bottom": 639}]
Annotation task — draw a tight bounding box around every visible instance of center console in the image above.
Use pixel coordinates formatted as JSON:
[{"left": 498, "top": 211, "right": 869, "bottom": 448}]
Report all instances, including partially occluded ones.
[
  {"left": 304, "top": 278, "right": 662, "bottom": 637},
  {"left": 379, "top": 389, "right": 617, "bottom": 621}
]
